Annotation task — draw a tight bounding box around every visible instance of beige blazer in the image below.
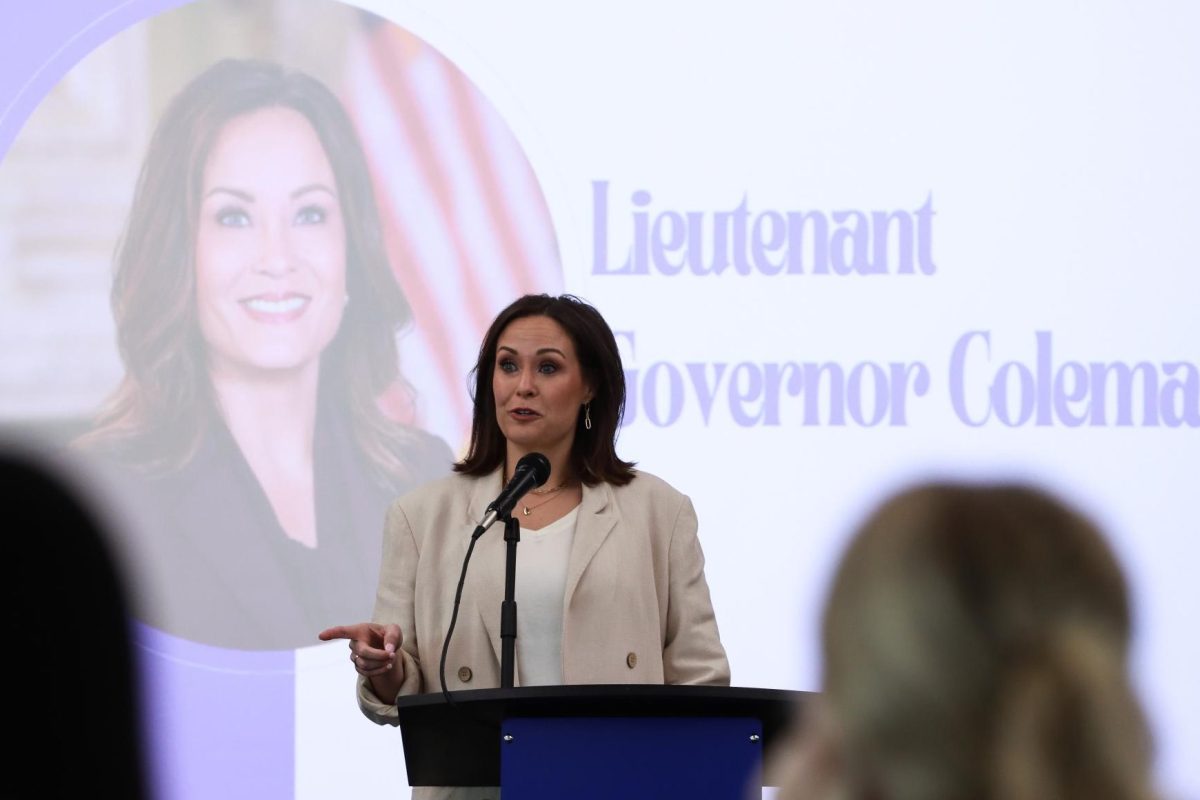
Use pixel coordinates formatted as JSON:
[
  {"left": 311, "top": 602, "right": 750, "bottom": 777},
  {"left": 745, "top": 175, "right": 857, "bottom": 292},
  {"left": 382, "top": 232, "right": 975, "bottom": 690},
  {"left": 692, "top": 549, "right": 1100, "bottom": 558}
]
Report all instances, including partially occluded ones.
[{"left": 356, "top": 468, "right": 730, "bottom": 724}]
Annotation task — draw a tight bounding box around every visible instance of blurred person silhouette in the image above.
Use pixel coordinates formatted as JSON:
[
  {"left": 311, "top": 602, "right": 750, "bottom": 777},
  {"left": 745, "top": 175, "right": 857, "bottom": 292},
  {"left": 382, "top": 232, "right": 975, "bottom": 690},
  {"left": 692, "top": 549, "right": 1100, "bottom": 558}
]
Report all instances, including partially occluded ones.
[
  {"left": 1, "top": 443, "right": 151, "bottom": 798},
  {"left": 76, "top": 58, "right": 452, "bottom": 651},
  {"left": 772, "top": 482, "right": 1160, "bottom": 800}
]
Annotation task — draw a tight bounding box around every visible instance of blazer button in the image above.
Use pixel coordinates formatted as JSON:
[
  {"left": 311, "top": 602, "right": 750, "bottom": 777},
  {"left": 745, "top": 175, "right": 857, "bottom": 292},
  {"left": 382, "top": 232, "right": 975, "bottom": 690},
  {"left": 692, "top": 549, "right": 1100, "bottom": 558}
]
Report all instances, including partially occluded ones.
[
  {"left": 626, "top": 652, "right": 637, "bottom": 669},
  {"left": 457, "top": 666, "right": 473, "bottom": 683}
]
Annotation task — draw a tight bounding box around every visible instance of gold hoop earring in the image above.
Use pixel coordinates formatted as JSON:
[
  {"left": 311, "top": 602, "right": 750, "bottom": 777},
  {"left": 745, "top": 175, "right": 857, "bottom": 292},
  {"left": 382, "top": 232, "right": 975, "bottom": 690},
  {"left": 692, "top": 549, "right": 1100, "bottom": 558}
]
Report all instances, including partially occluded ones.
[{"left": 584, "top": 403, "right": 592, "bottom": 431}]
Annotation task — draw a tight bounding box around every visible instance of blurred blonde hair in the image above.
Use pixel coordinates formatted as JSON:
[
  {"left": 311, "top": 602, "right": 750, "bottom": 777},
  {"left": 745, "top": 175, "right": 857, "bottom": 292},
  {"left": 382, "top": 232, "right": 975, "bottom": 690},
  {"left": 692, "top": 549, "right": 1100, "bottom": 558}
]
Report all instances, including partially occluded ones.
[{"left": 783, "top": 483, "right": 1158, "bottom": 800}]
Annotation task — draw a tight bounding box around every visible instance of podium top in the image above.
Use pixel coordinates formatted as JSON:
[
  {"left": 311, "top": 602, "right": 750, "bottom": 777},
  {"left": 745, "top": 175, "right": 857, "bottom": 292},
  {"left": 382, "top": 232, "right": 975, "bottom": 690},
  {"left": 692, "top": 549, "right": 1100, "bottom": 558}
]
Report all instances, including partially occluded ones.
[{"left": 395, "top": 684, "right": 811, "bottom": 787}]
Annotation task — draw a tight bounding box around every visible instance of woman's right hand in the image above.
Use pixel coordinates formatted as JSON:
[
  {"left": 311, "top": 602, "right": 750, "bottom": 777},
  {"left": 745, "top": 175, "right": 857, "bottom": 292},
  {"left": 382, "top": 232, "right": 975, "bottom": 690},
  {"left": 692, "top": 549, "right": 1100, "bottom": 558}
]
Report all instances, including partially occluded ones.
[{"left": 318, "top": 622, "right": 405, "bottom": 692}]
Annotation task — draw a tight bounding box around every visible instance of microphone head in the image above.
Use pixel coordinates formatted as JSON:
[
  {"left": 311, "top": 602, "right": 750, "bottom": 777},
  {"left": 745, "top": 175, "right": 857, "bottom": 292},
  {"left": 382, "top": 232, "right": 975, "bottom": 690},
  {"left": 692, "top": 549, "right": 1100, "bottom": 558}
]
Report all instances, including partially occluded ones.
[{"left": 514, "top": 452, "right": 552, "bottom": 487}]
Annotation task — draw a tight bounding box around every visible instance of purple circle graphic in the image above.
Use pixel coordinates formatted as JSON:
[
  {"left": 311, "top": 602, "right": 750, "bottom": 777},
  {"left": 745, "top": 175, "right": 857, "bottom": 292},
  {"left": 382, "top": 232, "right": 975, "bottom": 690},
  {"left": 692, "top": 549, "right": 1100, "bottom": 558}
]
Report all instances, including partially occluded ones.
[{"left": 2, "top": 3, "right": 564, "bottom": 798}]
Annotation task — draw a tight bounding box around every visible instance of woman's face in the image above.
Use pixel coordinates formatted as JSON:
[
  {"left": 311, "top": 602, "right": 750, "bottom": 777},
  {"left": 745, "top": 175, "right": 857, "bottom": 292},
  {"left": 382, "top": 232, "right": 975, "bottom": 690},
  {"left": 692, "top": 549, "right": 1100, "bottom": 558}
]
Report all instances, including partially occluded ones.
[
  {"left": 492, "top": 315, "right": 593, "bottom": 465},
  {"left": 194, "top": 106, "right": 347, "bottom": 379}
]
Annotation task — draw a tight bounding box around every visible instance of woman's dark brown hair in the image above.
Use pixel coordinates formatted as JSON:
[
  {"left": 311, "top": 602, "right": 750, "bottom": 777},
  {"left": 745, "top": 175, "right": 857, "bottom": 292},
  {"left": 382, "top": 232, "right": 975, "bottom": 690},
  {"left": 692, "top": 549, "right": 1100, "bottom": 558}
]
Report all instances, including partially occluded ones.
[
  {"left": 455, "top": 294, "right": 635, "bottom": 485},
  {"left": 78, "top": 58, "right": 419, "bottom": 482},
  {"left": 802, "top": 482, "right": 1158, "bottom": 800}
]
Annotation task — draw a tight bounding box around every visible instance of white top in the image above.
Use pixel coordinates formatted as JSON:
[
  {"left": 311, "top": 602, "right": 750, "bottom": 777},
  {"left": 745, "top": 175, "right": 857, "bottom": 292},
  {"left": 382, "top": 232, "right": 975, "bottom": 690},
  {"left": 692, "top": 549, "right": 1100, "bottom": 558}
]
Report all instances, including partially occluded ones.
[{"left": 514, "top": 506, "right": 580, "bottom": 686}]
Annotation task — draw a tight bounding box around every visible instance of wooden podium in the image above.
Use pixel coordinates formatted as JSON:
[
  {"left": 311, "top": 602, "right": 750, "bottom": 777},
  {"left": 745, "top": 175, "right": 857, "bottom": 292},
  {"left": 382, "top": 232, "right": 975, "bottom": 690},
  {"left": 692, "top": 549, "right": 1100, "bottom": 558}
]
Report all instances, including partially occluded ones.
[{"left": 395, "top": 684, "right": 809, "bottom": 799}]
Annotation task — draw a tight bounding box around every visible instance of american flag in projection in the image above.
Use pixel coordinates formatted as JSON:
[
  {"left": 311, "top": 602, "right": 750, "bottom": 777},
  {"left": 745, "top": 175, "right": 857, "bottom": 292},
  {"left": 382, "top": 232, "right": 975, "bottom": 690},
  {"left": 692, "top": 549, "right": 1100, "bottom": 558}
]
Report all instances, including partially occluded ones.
[{"left": 342, "top": 14, "right": 563, "bottom": 453}]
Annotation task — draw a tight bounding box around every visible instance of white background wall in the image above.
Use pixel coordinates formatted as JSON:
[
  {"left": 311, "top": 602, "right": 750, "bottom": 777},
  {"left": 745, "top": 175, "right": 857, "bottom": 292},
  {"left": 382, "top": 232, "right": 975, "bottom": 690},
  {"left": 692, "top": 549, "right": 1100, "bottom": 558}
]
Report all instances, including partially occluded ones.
[{"left": 2, "top": 2, "right": 1197, "bottom": 798}]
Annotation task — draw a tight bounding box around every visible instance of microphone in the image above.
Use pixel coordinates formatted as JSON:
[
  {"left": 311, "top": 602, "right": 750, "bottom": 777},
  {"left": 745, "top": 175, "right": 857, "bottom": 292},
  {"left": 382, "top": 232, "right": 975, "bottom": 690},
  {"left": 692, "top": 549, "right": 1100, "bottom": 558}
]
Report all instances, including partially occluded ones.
[
  {"left": 474, "top": 452, "right": 552, "bottom": 537},
  {"left": 442, "top": 452, "right": 551, "bottom": 700}
]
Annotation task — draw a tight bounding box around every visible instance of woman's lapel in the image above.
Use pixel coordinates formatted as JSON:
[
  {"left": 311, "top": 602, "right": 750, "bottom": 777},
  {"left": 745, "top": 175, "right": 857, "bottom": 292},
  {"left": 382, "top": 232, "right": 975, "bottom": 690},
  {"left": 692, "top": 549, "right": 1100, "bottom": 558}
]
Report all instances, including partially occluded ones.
[{"left": 563, "top": 481, "right": 619, "bottom": 609}]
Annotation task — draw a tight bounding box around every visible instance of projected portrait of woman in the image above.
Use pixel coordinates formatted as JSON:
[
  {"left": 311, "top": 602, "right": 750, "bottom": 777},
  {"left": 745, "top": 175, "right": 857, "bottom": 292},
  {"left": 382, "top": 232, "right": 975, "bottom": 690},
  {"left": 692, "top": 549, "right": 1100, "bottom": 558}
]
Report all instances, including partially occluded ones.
[{"left": 78, "top": 58, "right": 454, "bottom": 651}]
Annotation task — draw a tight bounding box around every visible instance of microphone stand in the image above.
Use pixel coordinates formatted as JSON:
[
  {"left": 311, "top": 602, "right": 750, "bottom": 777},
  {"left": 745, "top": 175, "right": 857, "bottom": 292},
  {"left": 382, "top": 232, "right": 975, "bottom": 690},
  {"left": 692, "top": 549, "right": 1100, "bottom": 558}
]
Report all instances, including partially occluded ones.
[
  {"left": 499, "top": 512, "right": 520, "bottom": 689},
  {"left": 442, "top": 454, "right": 548, "bottom": 700}
]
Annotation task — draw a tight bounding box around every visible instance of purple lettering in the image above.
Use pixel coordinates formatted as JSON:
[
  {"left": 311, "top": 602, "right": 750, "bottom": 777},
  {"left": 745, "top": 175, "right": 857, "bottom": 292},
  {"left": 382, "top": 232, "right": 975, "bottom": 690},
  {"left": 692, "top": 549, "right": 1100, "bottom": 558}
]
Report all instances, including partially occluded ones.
[
  {"left": 1053, "top": 361, "right": 1090, "bottom": 427},
  {"left": 950, "top": 331, "right": 991, "bottom": 427},
  {"left": 762, "top": 362, "right": 804, "bottom": 425},
  {"left": 685, "top": 362, "right": 728, "bottom": 425},
  {"left": 889, "top": 362, "right": 931, "bottom": 425},
  {"left": 871, "top": 210, "right": 913, "bottom": 275},
  {"left": 651, "top": 210, "right": 686, "bottom": 275},
  {"left": 991, "top": 362, "right": 1036, "bottom": 426},
  {"left": 644, "top": 362, "right": 684, "bottom": 426},
  {"left": 786, "top": 211, "right": 829, "bottom": 274},
  {"left": 729, "top": 363, "right": 765, "bottom": 426},
  {"left": 1036, "top": 331, "right": 1054, "bottom": 425},
  {"left": 847, "top": 363, "right": 889, "bottom": 426},
  {"left": 1161, "top": 362, "right": 1200, "bottom": 428},
  {"left": 630, "top": 189, "right": 652, "bottom": 275},
  {"left": 751, "top": 211, "right": 786, "bottom": 276},
  {"left": 686, "top": 210, "right": 731, "bottom": 275},
  {"left": 830, "top": 210, "right": 869, "bottom": 276},
  {"left": 1089, "top": 362, "right": 1159, "bottom": 426},
  {"left": 591, "top": 181, "right": 634, "bottom": 275},
  {"left": 730, "top": 195, "right": 752, "bottom": 275},
  {"left": 914, "top": 192, "right": 937, "bottom": 275},
  {"left": 592, "top": 184, "right": 936, "bottom": 278},
  {"left": 803, "top": 363, "right": 846, "bottom": 426}
]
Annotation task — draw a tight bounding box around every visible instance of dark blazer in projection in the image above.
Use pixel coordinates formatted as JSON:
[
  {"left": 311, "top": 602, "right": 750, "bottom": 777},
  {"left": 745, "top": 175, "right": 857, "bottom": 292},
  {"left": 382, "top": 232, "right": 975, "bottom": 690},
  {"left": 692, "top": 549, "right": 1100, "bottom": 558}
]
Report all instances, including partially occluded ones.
[{"left": 89, "top": 401, "right": 453, "bottom": 651}]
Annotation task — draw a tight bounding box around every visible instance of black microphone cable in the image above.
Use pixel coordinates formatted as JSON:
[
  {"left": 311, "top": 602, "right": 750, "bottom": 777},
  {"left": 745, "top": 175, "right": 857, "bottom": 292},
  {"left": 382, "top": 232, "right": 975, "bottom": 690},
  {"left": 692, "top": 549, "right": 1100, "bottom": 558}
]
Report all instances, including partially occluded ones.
[{"left": 438, "top": 523, "right": 485, "bottom": 707}]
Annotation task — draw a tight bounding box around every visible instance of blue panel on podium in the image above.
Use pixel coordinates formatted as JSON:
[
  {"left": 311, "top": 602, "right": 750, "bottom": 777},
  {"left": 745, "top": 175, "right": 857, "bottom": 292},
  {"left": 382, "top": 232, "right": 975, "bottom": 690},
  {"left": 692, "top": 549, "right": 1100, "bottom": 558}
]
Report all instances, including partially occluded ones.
[{"left": 500, "top": 716, "right": 761, "bottom": 800}]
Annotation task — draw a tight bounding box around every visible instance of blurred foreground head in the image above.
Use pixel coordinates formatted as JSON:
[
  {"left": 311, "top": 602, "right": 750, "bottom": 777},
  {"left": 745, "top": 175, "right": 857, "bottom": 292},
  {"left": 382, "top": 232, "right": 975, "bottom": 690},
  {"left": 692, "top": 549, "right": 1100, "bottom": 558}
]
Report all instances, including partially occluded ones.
[
  {"left": 0, "top": 445, "right": 150, "bottom": 798},
  {"left": 784, "top": 483, "right": 1157, "bottom": 800}
]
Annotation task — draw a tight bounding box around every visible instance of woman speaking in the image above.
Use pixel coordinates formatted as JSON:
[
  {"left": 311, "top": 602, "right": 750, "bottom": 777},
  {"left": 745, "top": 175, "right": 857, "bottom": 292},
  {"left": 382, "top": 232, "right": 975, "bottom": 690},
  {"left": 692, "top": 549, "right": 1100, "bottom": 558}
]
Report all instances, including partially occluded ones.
[{"left": 321, "top": 294, "right": 729, "bottom": 722}]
